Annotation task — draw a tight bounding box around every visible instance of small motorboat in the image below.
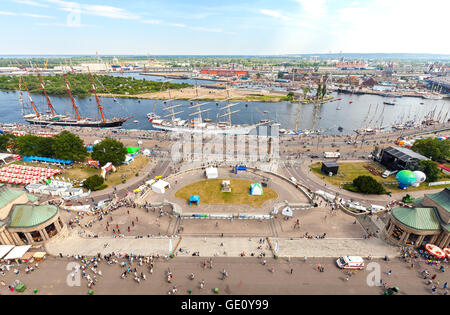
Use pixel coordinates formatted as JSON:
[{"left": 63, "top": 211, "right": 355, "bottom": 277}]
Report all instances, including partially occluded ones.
[
  {"left": 133, "top": 120, "right": 139, "bottom": 124},
  {"left": 146, "top": 113, "right": 160, "bottom": 122}
]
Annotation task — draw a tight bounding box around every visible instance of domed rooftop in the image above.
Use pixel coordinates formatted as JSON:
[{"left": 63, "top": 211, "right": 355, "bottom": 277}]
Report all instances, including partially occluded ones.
[
  {"left": 391, "top": 207, "right": 441, "bottom": 232},
  {"left": 7, "top": 204, "right": 58, "bottom": 229}
]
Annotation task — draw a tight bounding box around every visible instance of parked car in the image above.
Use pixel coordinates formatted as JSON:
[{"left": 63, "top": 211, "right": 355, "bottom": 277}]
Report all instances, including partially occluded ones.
[{"left": 382, "top": 170, "right": 398, "bottom": 178}]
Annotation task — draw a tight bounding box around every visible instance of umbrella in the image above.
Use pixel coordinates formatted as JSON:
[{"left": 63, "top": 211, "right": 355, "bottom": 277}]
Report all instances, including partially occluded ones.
[
  {"left": 425, "top": 244, "right": 446, "bottom": 259},
  {"left": 444, "top": 248, "right": 450, "bottom": 259}
]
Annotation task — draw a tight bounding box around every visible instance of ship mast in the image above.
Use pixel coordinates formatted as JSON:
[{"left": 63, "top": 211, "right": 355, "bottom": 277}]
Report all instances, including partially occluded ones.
[
  {"left": 36, "top": 68, "right": 56, "bottom": 116},
  {"left": 88, "top": 68, "right": 106, "bottom": 123},
  {"left": 63, "top": 73, "right": 81, "bottom": 120},
  {"left": 21, "top": 77, "right": 40, "bottom": 118}
]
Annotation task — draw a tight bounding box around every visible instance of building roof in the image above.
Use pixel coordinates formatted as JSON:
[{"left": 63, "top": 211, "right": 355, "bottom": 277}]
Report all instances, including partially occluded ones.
[
  {"left": 383, "top": 146, "right": 429, "bottom": 162},
  {"left": 322, "top": 161, "right": 339, "bottom": 168},
  {"left": 391, "top": 207, "right": 441, "bottom": 231},
  {"left": 7, "top": 204, "right": 58, "bottom": 229},
  {"left": 426, "top": 187, "right": 450, "bottom": 213},
  {"left": 0, "top": 188, "right": 24, "bottom": 210}
]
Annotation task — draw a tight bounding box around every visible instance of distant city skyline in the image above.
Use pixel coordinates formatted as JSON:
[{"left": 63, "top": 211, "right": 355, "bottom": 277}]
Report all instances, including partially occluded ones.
[{"left": 1, "top": 0, "right": 449, "bottom": 55}]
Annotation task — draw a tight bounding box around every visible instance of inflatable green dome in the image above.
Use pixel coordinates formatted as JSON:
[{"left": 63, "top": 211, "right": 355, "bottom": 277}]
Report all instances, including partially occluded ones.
[{"left": 396, "top": 170, "right": 417, "bottom": 186}]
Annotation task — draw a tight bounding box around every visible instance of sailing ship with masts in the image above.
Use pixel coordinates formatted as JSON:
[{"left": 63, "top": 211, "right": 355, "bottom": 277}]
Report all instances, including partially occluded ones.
[
  {"left": 150, "top": 84, "right": 271, "bottom": 135},
  {"left": 20, "top": 69, "right": 131, "bottom": 128}
]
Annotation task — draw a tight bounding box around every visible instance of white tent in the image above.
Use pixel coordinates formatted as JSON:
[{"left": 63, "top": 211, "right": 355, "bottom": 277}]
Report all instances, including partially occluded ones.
[
  {"left": 3, "top": 245, "right": 32, "bottom": 260},
  {"left": 0, "top": 153, "right": 13, "bottom": 164},
  {"left": 205, "top": 167, "right": 218, "bottom": 179},
  {"left": 142, "top": 149, "right": 151, "bottom": 156},
  {"left": 152, "top": 180, "right": 171, "bottom": 194},
  {"left": 250, "top": 183, "right": 263, "bottom": 196},
  {"left": 281, "top": 206, "right": 293, "bottom": 217},
  {"left": 0, "top": 245, "right": 15, "bottom": 259}
]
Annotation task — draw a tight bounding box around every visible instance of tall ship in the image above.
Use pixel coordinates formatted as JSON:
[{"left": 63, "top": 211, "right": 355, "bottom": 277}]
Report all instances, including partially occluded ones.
[
  {"left": 20, "top": 70, "right": 131, "bottom": 128},
  {"left": 149, "top": 85, "right": 270, "bottom": 135}
]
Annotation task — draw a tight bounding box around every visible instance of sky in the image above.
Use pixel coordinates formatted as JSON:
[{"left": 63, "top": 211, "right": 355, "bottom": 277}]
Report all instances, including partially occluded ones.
[{"left": 0, "top": 0, "right": 449, "bottom": 55}]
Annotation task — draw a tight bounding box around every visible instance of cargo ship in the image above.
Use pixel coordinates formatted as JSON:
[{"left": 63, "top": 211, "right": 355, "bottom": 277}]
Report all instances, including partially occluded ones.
[{"left": 20, "top": 70, "right": 131, "bottom": 128}]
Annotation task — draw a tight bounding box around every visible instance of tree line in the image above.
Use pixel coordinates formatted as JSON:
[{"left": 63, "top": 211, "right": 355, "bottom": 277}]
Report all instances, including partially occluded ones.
[{"left": 0, "top": 74, "right": 191, "bottom": 98}]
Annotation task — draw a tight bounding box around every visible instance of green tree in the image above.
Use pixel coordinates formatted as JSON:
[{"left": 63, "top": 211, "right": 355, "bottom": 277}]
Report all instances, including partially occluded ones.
[
  {"left": 286, "top": 92, "right": 295, "bottom": 101},
  {"left": 411, "top": 138, "right": 449, "bottom": 162},
  {"left": 418, "top": 160, "right": 440, "bottom": 183},
  {"left": 92, "top": 138, "right": 127, "bottom": 166},
  {"left": 83, "top": 175, "right": 105, "bottom": 191},
  {"left": 302, "top": 87, "right": 310, "bottom": 99},
  {"left": 16, "top": 135, "right": 55, "bottom": 157},
  {"left": 53, "top": 131, "right": 88, "bottom": 161},
  {"left": 352, "top": 175, "right": 386, "bottom": 194},
  {"left": 0, "top": 134, "right": 16, "bottom": 152},
  {"left": 277, "top": 72, "right": 284, "bottom": 79}
]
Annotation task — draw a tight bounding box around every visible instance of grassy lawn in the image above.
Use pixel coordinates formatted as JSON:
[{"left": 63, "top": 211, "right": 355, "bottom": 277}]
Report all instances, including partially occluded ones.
[
  {"left": 310, "top": 161, "right": 450, "bottom": 194},
  {"left": 14, "top": 155, "right": 150, "bottom": 189},
  {"left": 174, "top": 179, "right": 278, "bottom": 207}
]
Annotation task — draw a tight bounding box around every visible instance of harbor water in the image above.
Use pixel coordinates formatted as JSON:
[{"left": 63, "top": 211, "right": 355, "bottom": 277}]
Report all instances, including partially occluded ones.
[{"left": 0, "top": 89, "right": 448, "bottom": 135}]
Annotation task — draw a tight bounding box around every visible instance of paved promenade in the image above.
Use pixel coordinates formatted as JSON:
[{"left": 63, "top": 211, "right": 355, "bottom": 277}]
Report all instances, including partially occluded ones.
[{"left": 45, "top": 232, "right": 399, "bottom": 258}]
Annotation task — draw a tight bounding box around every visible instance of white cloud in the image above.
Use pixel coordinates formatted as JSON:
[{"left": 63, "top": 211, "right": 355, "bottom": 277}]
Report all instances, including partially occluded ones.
[
  {"left": 294, "top": 0, "right": 327, "bottom": 17},
  {"left": 142, "top": 19, "right": 162, "bottom": 25},
  {"left": 0, "top": 11, "right": 17, "bottom": 15},
  {"left": 0, "top": 10, "right": 54, "bottom": 19},
  {"left": 13, "top": 0, "right": 49, "bottom": 7},
  {"left": 35, "top": 22, "right": 92, "bottom": 27},
  {"left": 259, "top": 9, "right": 293, "bottom": 21},
  {"left": 43, "top": 0, "right": 140, "bottom": 20},
  {"left": 169, "top": 23, "right": 186, "bottom": 28},
  {"left": 22, "top": 13, "right": 55, "bottom": 18}
]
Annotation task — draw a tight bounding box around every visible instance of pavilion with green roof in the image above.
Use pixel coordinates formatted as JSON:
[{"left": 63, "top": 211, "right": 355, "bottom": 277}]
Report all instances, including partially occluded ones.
[
  {"left": 0, "top": 186, "right": 66, "bottom": 246},
  {"left": 384, "top": 187, "right": 450, "bottom": 248}
]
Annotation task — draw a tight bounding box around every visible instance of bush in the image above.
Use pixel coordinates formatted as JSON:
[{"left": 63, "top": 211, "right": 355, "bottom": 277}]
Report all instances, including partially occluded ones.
[
  {"left": 418, "top": 160, "right": 440, "bottom": 183},
  {"left": 352, "top": 175, "right": 386, "bottom": 194},
  {"left": 83, "top": 175, "right": 105, "bottom": 191},
  {"left": 342, "top": 183, "right": 359, "bottom": 192}
]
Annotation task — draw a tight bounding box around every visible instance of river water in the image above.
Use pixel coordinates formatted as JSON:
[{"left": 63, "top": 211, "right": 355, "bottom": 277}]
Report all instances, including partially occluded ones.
[{"left": 0, "top": 74, "right": 448, "bottom": 135}]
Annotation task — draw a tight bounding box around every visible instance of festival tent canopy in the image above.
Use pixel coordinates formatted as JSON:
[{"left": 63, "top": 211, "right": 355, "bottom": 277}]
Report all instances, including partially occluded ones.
[
  {"left": 444, "top": 248, "right": 450, "bottom": 259},
  {"left": 250, "top": 183, "right": 263, "bottom": 196},
  {"left": 189, "top": 195, "right": 200, "bottom": 206},
  {"left": 151, "top": 180, "right": 171, "bottom": 194},
  {"left": 3, "top": 245, "right": 32, "bottom": 260},
  {"left": 127, "top": 147, "right": 140, "bottom": 154},
  {"left": 0, "top": 245, "right": 14, "bottom": 259},
  {"left": 281, "top": 206, "right": 293, "bottom": 217},
  {"left": 205, "top": 167, "right": 218, "bottom": 179},
  {"left": 23, "top": 156, "right": 72, "bottom": 164}
]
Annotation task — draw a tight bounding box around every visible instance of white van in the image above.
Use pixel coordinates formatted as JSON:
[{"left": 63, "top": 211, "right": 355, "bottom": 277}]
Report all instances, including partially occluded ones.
[
  {"left": 336, "top": 256, "right": 365, "bottom": 270},
  {"left": 290, "top": 177, "right": 297, "bottom": 184}
]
